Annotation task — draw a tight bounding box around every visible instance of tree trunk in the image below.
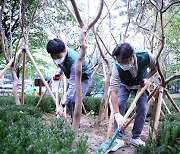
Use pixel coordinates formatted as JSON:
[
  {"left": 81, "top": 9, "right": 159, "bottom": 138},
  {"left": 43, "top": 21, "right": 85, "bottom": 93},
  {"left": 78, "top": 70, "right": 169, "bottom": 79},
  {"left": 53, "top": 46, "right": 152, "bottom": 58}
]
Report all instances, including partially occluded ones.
[{"left": 11, "top": 67, "right": 20, "bottom": 105}]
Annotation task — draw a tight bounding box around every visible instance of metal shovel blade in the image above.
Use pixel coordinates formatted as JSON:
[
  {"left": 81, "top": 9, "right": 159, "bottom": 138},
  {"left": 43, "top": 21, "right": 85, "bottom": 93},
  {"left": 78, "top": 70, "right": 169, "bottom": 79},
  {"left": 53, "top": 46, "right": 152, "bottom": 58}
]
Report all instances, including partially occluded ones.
[{"left": 96, "top": 129, "right": 119, "bottom": 154}]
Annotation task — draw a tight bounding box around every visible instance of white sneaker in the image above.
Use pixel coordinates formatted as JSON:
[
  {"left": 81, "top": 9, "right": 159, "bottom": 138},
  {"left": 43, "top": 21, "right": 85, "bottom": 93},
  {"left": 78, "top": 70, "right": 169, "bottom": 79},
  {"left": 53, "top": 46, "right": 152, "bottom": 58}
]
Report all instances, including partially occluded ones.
[
  {"left": 130, "top": 138, "right": 145, "bottom": 146},
  {"left": 110, "top": 139, "right": 125, "bottom": 152}
]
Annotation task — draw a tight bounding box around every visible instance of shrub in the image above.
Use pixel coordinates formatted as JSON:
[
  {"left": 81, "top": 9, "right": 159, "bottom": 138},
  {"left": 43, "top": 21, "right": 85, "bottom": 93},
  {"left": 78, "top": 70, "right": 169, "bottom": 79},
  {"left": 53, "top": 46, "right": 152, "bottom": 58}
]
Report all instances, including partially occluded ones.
[
  {"left": 0, "top": 103, "right": 88, "bottom": 154},
  {"left": 24, "top": 95, "right": 56, "bottom": 113},
  {"left": 136, "top": 112, "right": 180, "bottom": 154},
  {"left": 83, "top": 96, "right": 101, "bottom": 114},
  {"left": 0, "top": 96, "right": 14, "bottom": 105}
]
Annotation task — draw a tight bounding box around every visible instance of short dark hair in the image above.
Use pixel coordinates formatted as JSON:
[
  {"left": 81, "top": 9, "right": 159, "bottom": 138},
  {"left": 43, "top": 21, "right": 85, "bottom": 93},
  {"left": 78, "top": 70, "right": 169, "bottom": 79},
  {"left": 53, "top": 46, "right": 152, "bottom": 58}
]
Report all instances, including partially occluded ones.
[
  {"left": 112, "top": 43, "right": 134, "bottom": 59},
  {"left": 46, "top": 38, "right": 65, "bottom": 55}
]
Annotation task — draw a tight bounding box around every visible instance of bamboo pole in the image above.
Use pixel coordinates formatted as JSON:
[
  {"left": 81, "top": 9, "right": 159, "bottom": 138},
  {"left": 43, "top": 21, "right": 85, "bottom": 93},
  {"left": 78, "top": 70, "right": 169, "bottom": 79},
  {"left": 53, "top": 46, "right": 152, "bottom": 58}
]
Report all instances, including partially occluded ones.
[
  {"left": 0, "top": 49, "right": 22, "bottom": 78},
  {"left": 153, "top": 86, "right": 164, "bottom": 140},
  {"left": 21, "top": 50, "right": 26, "bottom": 104},
  {"left": 164, "top": 89, "right": 180, "bottom": 112},
  {"left": 26, "top": 49, "right": 56, "bottom": 104}
]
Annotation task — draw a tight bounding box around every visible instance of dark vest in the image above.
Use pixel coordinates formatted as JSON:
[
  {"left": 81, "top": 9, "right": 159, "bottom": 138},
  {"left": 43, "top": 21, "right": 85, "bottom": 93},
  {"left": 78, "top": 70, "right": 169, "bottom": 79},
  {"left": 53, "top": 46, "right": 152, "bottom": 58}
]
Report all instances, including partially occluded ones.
[
  {"left": 115, "top": 50, "right": 150, "bottom": 86},
  {"left": 59, "top": 49, "right": 92, "bottom": 79}
]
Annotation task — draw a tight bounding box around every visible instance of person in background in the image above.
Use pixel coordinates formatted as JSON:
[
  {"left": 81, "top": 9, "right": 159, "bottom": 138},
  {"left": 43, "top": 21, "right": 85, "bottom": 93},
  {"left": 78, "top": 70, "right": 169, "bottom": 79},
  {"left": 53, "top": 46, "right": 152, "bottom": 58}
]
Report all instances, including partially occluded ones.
[
  {"left": 32, "top": 88, "right": 38, "bottom": 96},
  {"left": 110, "top": 43, "right": 157, "bottom": 151},
  {"left": 46, "top": 37, "right": 92, "bottom": 123}
]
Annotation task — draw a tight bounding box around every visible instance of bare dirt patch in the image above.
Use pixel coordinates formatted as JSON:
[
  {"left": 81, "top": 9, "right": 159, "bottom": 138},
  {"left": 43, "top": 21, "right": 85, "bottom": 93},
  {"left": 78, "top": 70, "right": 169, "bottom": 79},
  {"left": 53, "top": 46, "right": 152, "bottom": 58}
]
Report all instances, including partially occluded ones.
[{"left": 42, "top": 113, "right": 150, "bottom": 154}]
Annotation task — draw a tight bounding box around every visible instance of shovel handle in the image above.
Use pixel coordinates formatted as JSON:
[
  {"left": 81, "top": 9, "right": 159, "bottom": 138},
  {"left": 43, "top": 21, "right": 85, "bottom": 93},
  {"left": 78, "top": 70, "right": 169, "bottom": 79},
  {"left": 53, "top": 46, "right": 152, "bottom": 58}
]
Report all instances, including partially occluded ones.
[{"left": 124, "top": 82, "right": 149, "bottom": 120}]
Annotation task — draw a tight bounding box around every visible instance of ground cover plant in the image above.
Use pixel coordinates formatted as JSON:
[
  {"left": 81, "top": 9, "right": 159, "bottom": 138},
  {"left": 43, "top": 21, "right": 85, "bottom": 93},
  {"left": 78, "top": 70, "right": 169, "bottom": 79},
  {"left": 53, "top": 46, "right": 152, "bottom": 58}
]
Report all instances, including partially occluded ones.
[
  {"left": 136, "top": 112, "right": 180, "bottom": 154},
  {"left": 0, "top": 99, "right": 88, "bottom": 154}
]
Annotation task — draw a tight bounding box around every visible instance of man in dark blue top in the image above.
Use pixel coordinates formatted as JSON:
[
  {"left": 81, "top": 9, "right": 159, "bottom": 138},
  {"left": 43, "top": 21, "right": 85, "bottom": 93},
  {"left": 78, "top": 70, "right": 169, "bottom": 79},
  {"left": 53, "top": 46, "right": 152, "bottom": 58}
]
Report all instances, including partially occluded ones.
[{"left": 46, "top": 38, "right": 92, "bottom": 122}]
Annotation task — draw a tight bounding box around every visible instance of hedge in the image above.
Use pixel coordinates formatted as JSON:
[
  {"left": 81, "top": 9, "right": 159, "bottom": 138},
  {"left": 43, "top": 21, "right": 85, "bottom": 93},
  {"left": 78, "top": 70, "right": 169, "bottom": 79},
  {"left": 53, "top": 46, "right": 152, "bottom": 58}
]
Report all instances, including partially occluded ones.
[
  {"left": 136, "top": 112, "right": 180, "bottom": 154},
  {"left": 0, "top": 102, "right": 88, "bottom": 154}
]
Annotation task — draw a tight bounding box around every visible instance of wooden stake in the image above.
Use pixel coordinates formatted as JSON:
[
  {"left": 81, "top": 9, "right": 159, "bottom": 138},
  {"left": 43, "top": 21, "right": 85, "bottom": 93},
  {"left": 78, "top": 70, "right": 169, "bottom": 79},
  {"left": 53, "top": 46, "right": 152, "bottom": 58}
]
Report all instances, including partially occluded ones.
[
  {"left": 92, "top": 64, "right": 101, "bottom": 77},
  {"left": 164, "top": 89, "right": 180, "bottom": 112},
  {"left": 26, "top": 49, "right": 56, "bottom": 104},
  {"left": 125, "top": 83, "right": 149, "bottom": 119},
  {"left": 148, "top": 86, "right": 157, "bottom": 101},
  {"left": 36, "top": 80, "right": 52, "bottom": 108},
  {"left": 21, "top": 49, "right": 26, "bottom": 104},
  {"left": 162, "top": 99, "right": 171, "bottom": 114},
  {"left": 153, "top": 86, "right": 164, "bottom": 140}
]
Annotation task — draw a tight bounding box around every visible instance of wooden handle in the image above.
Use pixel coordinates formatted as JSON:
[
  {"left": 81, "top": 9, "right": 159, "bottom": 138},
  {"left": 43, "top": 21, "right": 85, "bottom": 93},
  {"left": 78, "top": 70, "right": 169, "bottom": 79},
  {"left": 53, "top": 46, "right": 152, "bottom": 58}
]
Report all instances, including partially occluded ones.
[{"left": 124, "top": 82, "right": 149, "bottom": 120}]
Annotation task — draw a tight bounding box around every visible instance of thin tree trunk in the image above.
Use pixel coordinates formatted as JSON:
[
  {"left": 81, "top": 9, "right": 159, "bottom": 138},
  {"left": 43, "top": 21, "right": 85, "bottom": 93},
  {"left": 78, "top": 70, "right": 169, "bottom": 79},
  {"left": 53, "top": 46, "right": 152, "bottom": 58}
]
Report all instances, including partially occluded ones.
[{"left": 11, "top": 67, "right": 20, "bottom": 105}]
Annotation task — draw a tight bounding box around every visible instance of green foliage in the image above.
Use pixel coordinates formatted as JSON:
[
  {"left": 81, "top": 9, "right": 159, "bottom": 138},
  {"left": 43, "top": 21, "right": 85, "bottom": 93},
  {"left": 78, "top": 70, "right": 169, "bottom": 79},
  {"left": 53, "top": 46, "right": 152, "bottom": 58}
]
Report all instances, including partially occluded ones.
[
  {"left": 0, "top": 96, "right": 15, "bottom": 105},
  {"left": 161, "top": 97, "right": 180, "bottom": 113},
  {"left": 136, "top": 112, "right": 180, "bottom": 154},
  {"left": 0, "top": 102, "right": 88, "bottom": 154},
  {"left": 83, "top": 96, "right": 102, "bottom": 114},
  {"left": 24, "top": 95, "right": 55, "bottom": 113},
  {"left": 90, "top": 75, "right": 104, "bottom": 96}
]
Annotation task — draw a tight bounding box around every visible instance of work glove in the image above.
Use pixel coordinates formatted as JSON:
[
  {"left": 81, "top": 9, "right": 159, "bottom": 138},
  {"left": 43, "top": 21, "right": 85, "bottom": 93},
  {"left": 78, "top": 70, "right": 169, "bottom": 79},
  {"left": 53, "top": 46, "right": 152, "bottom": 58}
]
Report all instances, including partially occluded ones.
[
  {"left": 114, "top": 112, "right": 126, "bottom": 130},
  {"left": 53, "top": 74, "right": 60, "bottom": 81},
  {"left": 56, "top": 104, "right": 65, "bottom": 116}
]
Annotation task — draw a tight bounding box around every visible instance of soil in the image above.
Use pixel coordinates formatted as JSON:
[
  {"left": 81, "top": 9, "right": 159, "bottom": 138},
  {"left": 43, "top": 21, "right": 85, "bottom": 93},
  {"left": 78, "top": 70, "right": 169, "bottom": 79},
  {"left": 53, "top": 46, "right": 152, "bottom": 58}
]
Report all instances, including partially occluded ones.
[{"left": 42, "top": 113, "right": 150, "bottom": 154}]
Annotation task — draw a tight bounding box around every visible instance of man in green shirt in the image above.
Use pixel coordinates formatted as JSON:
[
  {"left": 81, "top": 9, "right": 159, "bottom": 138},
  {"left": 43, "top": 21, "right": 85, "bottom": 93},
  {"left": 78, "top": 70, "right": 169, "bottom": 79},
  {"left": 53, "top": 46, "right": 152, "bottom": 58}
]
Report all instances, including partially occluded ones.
[
  {"left": 46, "top": 38, "right": 92, "bottom": 123},
  {"left": 110, "top": 43, "right": 157, "bottom": 151}
]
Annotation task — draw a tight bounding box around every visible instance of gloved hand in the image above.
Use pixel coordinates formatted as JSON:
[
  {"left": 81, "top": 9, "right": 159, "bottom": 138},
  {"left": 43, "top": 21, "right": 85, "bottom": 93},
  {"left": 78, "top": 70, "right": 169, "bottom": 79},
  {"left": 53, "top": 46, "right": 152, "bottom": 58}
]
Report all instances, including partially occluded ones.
[
  {"left": 53, "top": 74, "right": 60, "bottom": 81},
  {"left": 56, "top": 104, "right": 65, "bottom": 116},
  {"left": 114, "top": 112, "right": 126, "bottom": 130}
]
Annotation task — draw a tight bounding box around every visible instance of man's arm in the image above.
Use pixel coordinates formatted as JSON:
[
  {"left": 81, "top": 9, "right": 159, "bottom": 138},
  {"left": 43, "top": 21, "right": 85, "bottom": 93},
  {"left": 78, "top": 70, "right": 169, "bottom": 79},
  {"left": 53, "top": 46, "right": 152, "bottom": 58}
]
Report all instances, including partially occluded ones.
[
  {"left": 111, "top": 90, "right": 120, "bottom": 113},
  {"left": 110, "top": 66, "right": 126, "bottom": 129},
  {"left": 63, "top": 63, "right": 76, "bottom": 105},
  {"left": 110, "top": 66, "right": 121, "bottom": 112}
]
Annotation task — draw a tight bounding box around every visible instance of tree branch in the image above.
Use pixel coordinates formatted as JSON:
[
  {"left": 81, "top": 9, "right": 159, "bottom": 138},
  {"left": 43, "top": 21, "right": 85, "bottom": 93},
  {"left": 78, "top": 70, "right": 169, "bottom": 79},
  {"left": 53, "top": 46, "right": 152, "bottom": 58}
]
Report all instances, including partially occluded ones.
[
  {"left": 150, "top": 11, "right": 158, "bottom": 53},
  {"left": 162, "top": 1, "right": 180, "bottom": 13},
  {"left": 155, "top": 11, "right": 165, "bottom": 59},
  {"left": 165, "top": 72, "right": 180, "bottom": 85},
  {"left": 87, "top": 0, "right": 104, "bottom": 30},
  {"left": 60, "top": 0, "right": 77, "bottom": 22},
  {"left": 97, "top": 33, "right": 113, "bottom": 58},
  {"left": 164, "top": 10, "right": 179, "bottom": 28},
  {"left": 123, "top": 0, "right": 131, "bottom": 42},
  {"left": 92, "top": 27, "right": 110, "bottom": 71},
  {"left": 70, "top": 0, "right": 84, "bottom": 28},
  {"left": 0, "top": 0, "right": 9, "bottom": 62},
  {"left": 149, "top": 0, "right": 159, "bottom": 10},
  {"left": 156, "top": 59, "right": 165, "bottom": 86}
]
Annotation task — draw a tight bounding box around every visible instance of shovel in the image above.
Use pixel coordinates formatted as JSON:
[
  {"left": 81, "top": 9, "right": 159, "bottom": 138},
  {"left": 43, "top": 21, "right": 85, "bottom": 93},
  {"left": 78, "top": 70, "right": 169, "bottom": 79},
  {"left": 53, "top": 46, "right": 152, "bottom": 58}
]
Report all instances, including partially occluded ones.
[{"left": 96, "top": 81, "right": 149, "bottom": 154}]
